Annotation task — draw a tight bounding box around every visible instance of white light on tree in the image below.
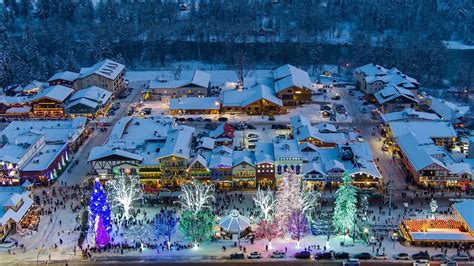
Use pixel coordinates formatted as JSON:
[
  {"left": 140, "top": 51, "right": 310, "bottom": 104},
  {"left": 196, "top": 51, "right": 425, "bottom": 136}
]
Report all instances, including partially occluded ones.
[
  {"left": 430, "top": 199, "right": 438, "bottom": 219},
  {"left": 178, "top": 178, "right": 215, "bottom": 216},
  {"left": 106, "top": 174, "right": 143, "bottom": 220},
  {"left": 300, "top": 186, "right": 321, "bottom": 217},
  {"left": 253, "top": 186, "right": 276, "bottom": 221}
]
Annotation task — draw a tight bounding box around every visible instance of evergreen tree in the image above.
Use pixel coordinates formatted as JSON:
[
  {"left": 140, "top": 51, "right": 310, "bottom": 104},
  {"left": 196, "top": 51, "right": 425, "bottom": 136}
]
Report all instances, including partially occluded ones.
[
  {"left": 179, "top": 210, "right": 214, "bottom": 245},
  {"left": 274, "top": 170, "right": 302, "bottom": 233},
  {"left": 95, "top": 215, "right": 110, "bottom": 247},
  {"left": 332, "top": 172, "right": 358, "bottom": 237},
  {"left": 89, "top": 179, "right": 112, "bottom": 233}
]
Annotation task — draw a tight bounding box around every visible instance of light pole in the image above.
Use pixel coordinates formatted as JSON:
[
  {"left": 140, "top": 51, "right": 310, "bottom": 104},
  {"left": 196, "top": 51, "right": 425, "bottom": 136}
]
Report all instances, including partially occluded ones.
[
  {"left": 363, "top": 228, "right": 369, "bottom": 245},
  {"left": 387, "top": 179, "right": 393, "bottom": 217},
  {"left": 392, "top": 232, "right": 397, "bottom": 249}
]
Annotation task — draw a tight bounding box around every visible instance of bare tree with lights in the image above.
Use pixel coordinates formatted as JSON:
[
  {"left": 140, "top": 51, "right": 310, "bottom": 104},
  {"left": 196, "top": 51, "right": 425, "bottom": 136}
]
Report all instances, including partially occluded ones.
[
  {"left": 106, "top": 174, "right": 143, "bottom": 220},
  {"left": 253, "top": 186, "right": 277, "bottom": 221},
  {"left": 178, "top": 179, "right": 215, "bottom": 216},
  {"left": 300, "top": 187, "right": 321, "bottom": 218}
]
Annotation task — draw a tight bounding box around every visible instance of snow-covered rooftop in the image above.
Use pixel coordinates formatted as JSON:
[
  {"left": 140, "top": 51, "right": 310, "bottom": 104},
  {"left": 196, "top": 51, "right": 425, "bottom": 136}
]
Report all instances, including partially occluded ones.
[
  {"left": 79, "top": 59, "right": 125, "bottom": 80},
  {"left": 389, "top": 121, "right": 457, "bottom": 144},
  {"left": 222, "top": 84, "right": 282, "bottom": 107},
  {"left": 381, "top": 108, "right": 440, "bottom": 123},
  {"left": 429, "top": 97, "right": 470, "bottom": 122},
  {"left": 149, "top": 70, "right": 210, "bottom": 89},
  {"left": 48, "top": 71, "right": 79, "bottom": 82},
  {"left": 31, "top": 85, "right": 74, "bottom": 103},
  {"left": 272, "top": 64, "right": 312, "bottom": 93},
  {"left": 169, "top": 97, "right": 219, "bottom": 111},
  {"left": 454, "top": 200, "right": 474, "bottom": 234},
  {"left": 374, "top": 85, "right": 418, "bottom": 105}
]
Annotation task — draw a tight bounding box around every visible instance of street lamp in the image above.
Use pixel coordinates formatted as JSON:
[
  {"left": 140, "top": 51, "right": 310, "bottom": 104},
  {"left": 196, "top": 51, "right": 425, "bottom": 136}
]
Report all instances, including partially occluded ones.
[
  {"left": 392, "top": 232, "right": 398, "bottom": 249},
  {"left": 364, "top": 228, "right": 369, "bottom": 245}
]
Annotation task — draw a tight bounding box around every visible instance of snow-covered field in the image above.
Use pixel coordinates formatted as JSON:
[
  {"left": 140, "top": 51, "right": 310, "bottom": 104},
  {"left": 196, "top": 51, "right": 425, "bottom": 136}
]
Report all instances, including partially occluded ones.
[{"left": 443, "top": 41, "right": 474, "bottom": 50}]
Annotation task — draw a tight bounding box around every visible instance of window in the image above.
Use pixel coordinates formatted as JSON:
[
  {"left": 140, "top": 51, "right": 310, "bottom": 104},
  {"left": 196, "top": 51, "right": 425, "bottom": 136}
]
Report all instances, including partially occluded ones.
[
  {"left": 277, "top": 165, "right": 282, "bottom": 174},
  {"left": 296, "top": 165, "right": 300, "bottom": 174}
]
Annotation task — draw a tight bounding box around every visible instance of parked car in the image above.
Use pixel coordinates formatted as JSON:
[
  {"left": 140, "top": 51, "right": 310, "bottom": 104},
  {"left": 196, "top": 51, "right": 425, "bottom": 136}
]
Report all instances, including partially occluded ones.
[
  {"left": 314, "top": 251, "right": 333, "bottom": 259},
  {"left": 362, "top": 101, "right": 369, "bottom": 105},
  {"left": 271, "top": 251, "right": 286, "bottom": 258},
  {"left": 294, "top": 251, "right": 311, "bottom": 259},
  {"left": 451, "top": 254, "right": 470, "bottom": 261},
  {"left": 412, "top": 252, "right": 430, "bottom": 260},
  {"left": 247, "top": 251, "right": 262, "bottom": 259},
  {"left": 218, "top": 117, "right": 228, "bottom": 122},
  {"left": 331, "top": 95, "right": 341, "bottom": 100},
  {"left": 186, "top": 117, "right": 195, "bottom": 122},
  {"left": 248, "top": 138, "right": 258, "bottom": 143},
  {"left": 230, "top": 252, "right": 245, "bottom": 259},
  {"left": 195, "top": 117, "right": 204, "bottom": 122},
  {"left": 247, "top": 133, "right": 259, "bottom": 138},
  {"left": 431, "top": 254, "right": 448, "bottom": 261},
  {"left": 320, "top": 105, "right": 332, "bottom": 111},
  {"left": 177, "top": 117, "right": 186, "bottom": 122},
  {"left": 268, "top": 116, "right": 275, "bottom": 121},
  {"left": 204, "top": 118, "right": 212, "bottom": 122},
  {"left": 334, "top": 252, "right": 350, "bottom": 259},
  {"left": 441, "top": 260, "right": 458, "bottom": 266},
  {"left": 394, "top": 253, "right": 410, "bottom": 260},
  {"left": 141, "top": 107, "right": 152, "bottom": 115},
  {"left": 413, "top": 259, "right": 430, "bottom": 266},
  {"left": 343, "top": 258, "right": 360, "bottom": 266},
  {"left": 354, "top": 252, "right": 372, "bottom": 260}
]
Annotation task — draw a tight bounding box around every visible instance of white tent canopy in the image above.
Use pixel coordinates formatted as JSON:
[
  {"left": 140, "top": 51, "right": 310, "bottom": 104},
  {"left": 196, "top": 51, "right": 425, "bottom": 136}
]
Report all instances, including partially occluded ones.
[{"left": 219, "top": 210, "right": 250, "bottom": 233}]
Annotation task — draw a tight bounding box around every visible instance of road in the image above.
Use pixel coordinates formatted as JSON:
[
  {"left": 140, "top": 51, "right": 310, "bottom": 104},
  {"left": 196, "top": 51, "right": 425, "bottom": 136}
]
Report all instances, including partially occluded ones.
[{"left": 57, "top": 85, "right": 144, "bottom": 185}]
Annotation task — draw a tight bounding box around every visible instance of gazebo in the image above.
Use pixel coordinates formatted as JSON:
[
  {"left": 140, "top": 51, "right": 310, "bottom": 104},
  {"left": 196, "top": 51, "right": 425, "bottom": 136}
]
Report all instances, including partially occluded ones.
[{"left": 219, "top": 210, "right": 251, "bottom": 247}]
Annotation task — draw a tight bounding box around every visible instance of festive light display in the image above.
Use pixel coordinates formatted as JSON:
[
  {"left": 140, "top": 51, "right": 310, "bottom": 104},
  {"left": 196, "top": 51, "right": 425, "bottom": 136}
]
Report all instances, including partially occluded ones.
[
  {"left": 359, "top": 194, "right": 369, "bottom": 221},
  {"left": 179, "top": 210, "right": 215, "bottom": 245},
  {"left": 332, "top": 172, "right": 358, "bottom": 236},
  {"left": 256, "top": 220, "right": 280, "bottom": 249},
  {"left": 300, "top": 187, "right": 321, "bottom": 217},
  {"left": 430, "top": 199, "right": 438, "bottom": 219},
  {"left": 89, "top": 179, "right": 112, "bottom": 233},
  {"left": 106, "top": 174, "right": 143, "bottom": 220},
  {"left": 274, "top": 170, "right": 302, "bottom": 232},
  {"left": 178, "top": 179, "right": 215, "bottom": 216},
  {"left": 155, "top": 210, "right": 179, "bottom": 244},
  {"left": 287, "top": 210, "right": 308, "bottom": 249},
  {"left": 253, "top": 186, "right": 276, "bottom": 221},
  {"left": 95, "top": 215, "right": 110, "bottom": 247}
]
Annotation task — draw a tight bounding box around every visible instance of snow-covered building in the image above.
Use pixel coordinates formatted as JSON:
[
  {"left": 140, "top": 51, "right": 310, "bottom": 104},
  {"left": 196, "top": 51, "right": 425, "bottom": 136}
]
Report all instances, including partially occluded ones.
[
  {"left": 47, "top": 71, "right": 80, "bottom": 88},
  {"left": 29, "top": 85, "right": 74, "bottom": 118},
  {"left": 232, "top": 151, "right": 256, "bottom": 188},
  {"left": 429, "top": 97, "right": 470, "bottom": 125},
  {"left": 388, "top": 121, "right": 457, "bottom": 148},
  {"left": 75, "top": 59, "right": 126, "bottom": 95},
  {"left": 0, "top": 186, "right": 36, "bottom": 240},
  {"left": 254, "top": 142, "right": 275, "bottom": 187},
  {"left": 148, "top": 70, "right": 210, "bottom": 100},
  {"left": 272, "top": 64, "right": 313, "bottom": 106},
  {"left": 0, "top": 96, "right": 32, "bottom": 119},
  {"left": 374, "top": 85, "right": 419, "bottom": 113},
  {"left": 380, "top": 108, "right": 441, "bottom": 123},
  {"left": 301, "top": 142, "right": 381, "bottom": 189},
  {"left": 65, "top": 86, "right": 112, "bottom": 117},
  {"left": 169, "top": 96, "right": 219, "bottom": 115},
  {"left": 222, "top": 84, "right": 284, "bottom": 115},
  {"left": 88, "top": 117, "right": 174, "bottom": 182},
  {"left": 396, "top": 132, "right": 471, "bottom": 187},
  {"left": 0, "top": 118, "right": 87, "bottom": 183},
  {"left": 354, "top": 64, "right": 420, "bottom": 95},
  {"left": 290, "top": 115, "right": 356, "bottom": 147},
  {"left": 273, "top": 138, "right": 303, "bottom": 182}
]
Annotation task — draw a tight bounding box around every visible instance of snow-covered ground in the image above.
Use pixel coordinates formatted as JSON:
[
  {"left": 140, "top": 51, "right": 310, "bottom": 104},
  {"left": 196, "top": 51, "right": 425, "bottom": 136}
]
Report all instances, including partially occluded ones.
[
  {"left": 2, "top": 187, "right": 472, "bottom": 264},
  {"left": 443, "top": 41, "right": 474, "bottom": 50}
]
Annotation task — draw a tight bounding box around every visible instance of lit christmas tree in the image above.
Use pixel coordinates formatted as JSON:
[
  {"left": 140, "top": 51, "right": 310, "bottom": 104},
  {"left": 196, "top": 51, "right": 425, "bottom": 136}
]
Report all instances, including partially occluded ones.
[
  {"left": 106, "top": 174, "right": 143, "bottom": 220},
  {"left": 332, "top": 172, "right": 358, "bottom": 239},
  {"left": 253, "top": 186, "right": 276, "bottom": 222},
  {"left": 155, "top": 210, "right": 179, "bottom": 245},
  {"left": 89, "top": 179, "right": 112, "bottom": 233},
  {"left": 95, "top": 215, "right": 110, "bottom": 247},
  {"left": 256, "top": 220, "right": 279, "bottom": 250},
  {"left": 274, "top": 170, "right": 302, "bottom": 232},
  {"left": 287, "top": 210, "right": 308, "bottom": 249},
  {"left": 179, "top": 210, "right": 214, "bottom": 246}
]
